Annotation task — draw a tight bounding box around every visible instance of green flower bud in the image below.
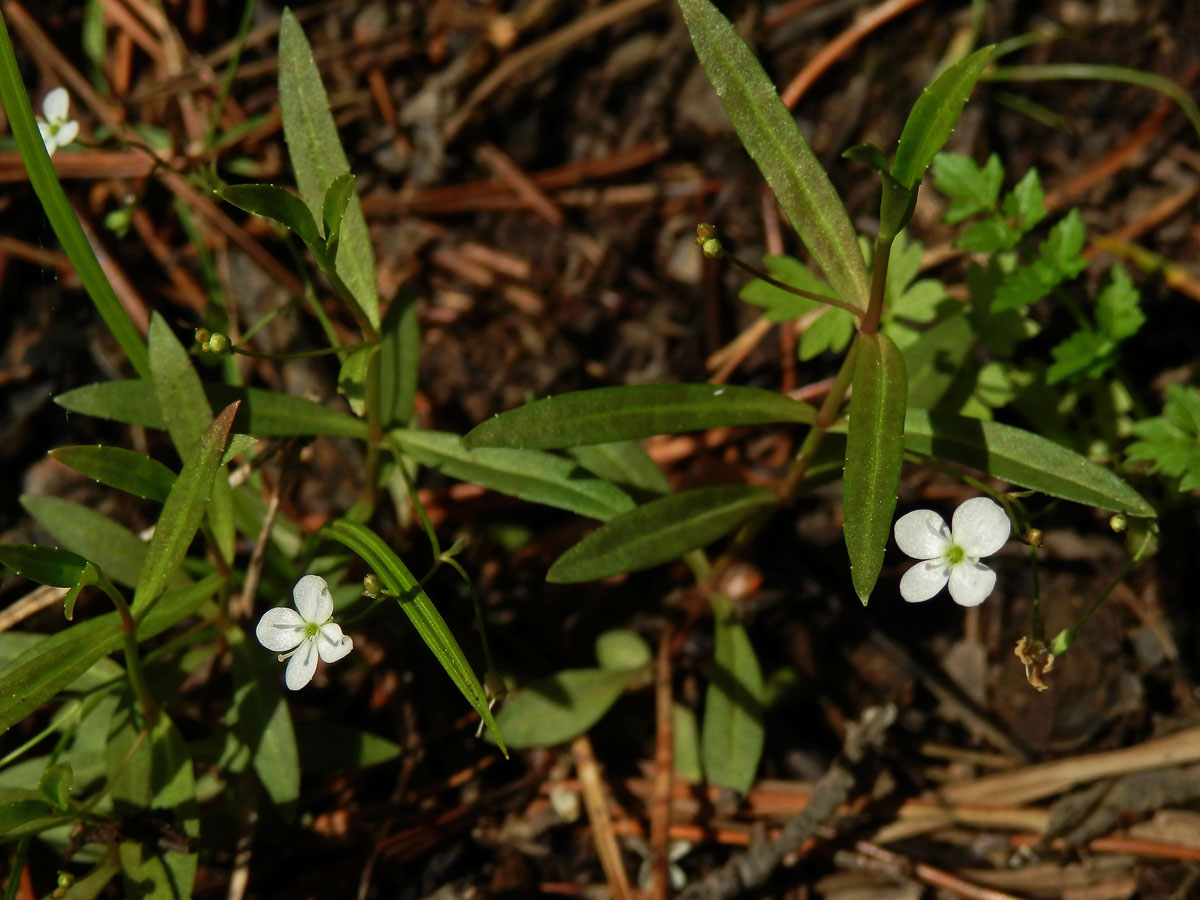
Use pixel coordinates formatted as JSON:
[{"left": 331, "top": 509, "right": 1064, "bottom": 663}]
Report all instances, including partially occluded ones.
[
  {"left": 700, "top": 237, "right": 724, "bottom": 259},
  {"left": 1109, "top": 513, "right": 1127, "bottom": 533},
  {"left": 1026, "top": 528, "right": 1043, "bottom": 547},
  {"left": 363, "top": 573, "right": 381, "bottom": 597},
  {"left": 194, "top": 327, "right": 211, "bottom": 346},
  {"left": 207, "top": 332, "right": 231, "bottom": 354},
  {"left": 695, "top": 222, "right": 718, "bottom": 244}
]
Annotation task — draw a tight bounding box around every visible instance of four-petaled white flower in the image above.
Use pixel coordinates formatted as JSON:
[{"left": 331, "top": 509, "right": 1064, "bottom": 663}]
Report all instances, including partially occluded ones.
[
  {"left": 36, "top": 88, "right": 78, "bottom": 157},
  {"left": 256, "top": 575, "right": 353, "bottom": 690},
  {"left": 894, "top": 497, "right": 1010, "bottom": 607}
]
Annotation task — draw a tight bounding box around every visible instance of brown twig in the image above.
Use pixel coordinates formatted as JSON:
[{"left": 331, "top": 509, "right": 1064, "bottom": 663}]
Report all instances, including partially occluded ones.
[{"left": 571, "top": 734, "right": 635, "bottom": 900}]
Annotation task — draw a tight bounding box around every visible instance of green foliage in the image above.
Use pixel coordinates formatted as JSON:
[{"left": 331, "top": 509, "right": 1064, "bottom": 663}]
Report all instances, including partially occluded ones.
[
  {"left": 701, "top": 593, "right": 764, "bottom": 794},
  {"left": 1047, "top": 266, "right": 1144, "bottom": 384},
  {"left": 1127, "top": 385, "right": 1200, "bottom": 491}
]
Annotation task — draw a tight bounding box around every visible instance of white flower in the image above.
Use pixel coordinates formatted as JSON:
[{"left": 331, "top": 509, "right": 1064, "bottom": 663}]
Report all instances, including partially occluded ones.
[
  {"left": 36, "top": 88, "right": 79, "bottom": 157},
  {"left": 893, "top": 497, "right": 1010, "bottom": 607},
  {"left": 256, "top": 575, "right": 353, "bottom": 690}
]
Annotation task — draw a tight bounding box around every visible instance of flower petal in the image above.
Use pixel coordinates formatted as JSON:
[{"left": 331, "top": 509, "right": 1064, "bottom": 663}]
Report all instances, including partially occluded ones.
[
  {"left": 255, "top": 607, "right": 305, "bottom": 652},
  {"left": 951, "top": 497, "right": 1010, "bottom": 558},
  {"left": 284, "top": 639, "right": 318, "bottom": 690},
  {"left": 899, "top": 560, "right": 949, "bottom": 603},
  {"left": 55, "top": 119, "right": 78, "bottom": 148},
  {"left": 894, "top": 509, "right": 951, "bottom": 560},
  {"left": 37, "top": 120, "right": 56, "bottom": 154},
  {"left": 316, "top": 623, "right": 353, "bottom": 663},
  {"left": 947, "top": 560, "right": 996, "bottom": 607},
  {"left": 293, "top": 574, "right": 333, "bottom": 623},
  {"left": 42, "top": 87, "right": 69, "bottom": 123}
]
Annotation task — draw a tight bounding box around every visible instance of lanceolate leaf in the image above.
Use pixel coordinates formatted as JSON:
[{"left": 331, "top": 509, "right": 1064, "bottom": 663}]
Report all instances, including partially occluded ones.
[
  {"left": 568, "top": 443, "right": 672, "bottom": 495},
  {"left": 49, "top": 446, "right": 176, "bottom": 503},
  {"left": 0, "top": 544, "right": 91, "bottom": 589},
  {"left": 0, "top": 573, "right": 222, "bottom": 735},
  {"left": 216, "top": 183, "right": 324, "bottom": 259},
  {"left": 279, "top": 10, "right": 379, "bottom": 330},
  {"left": 321, "top": 518, "right": 506, "bottom": 754},
  {"left": 701, "top": 593, "right": 764, "bottom": 794},
  {"left": 547, "top": 485, "right": 779, "bottom": 583},
  {"left": 904, "top": 409, "right": 1155, "bottom": 517},
  {"left": 492, "top": 668, "right": 642, "bottom": 749},
  {"left": 676, "top": 0, "right": 869, "bottom": 310},
  {"left": 379, "top": 284, "right": 420, "bottom": 427},
  {"left": 20, "top": 495, "right": 150, "bottom": 588},
  {"left": 133, "top": 402, "right": 238, "bottom": 614},
  {"left": 56, "top": 380, "right": 368, "bottom": 439},
  {"left": 843, "top": 333, "right": 908, "bottom": 604},
  {"left": 464, "top": 384, "right": 816, "bottom": 450},
  {"left": 392, "top": 429, "right": 634, "bottom": 521}
]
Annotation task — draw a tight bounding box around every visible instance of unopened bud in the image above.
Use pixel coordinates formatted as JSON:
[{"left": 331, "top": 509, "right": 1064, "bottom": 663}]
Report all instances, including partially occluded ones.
[
  {"left": 363, "top": 573, "right": 381, "bottom": 597},
  {"left": 1109, "top": 513, "right": 1127, "bottom": 533},
  {"left": 695, "top": 222, "right": 718, "bottom": 243},
  {"left": 1026, "top": 528, "right": 1043, "bottom": 547},
  {"left": 207, "top": 332, "right": 231, "bottom": 354},
  {"left": 194, "top": 327, "right": 210, "bottom": 346},
  {"left": 700, "top": 237, "right": 724, "bottom": 259}
]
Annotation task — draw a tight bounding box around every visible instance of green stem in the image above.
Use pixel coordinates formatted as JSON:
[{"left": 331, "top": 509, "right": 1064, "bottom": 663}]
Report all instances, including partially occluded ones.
[
  {"left": 1027, "top": 541, "right": 1044, "bottom": 644},
  {"left": 233, "top": 341, "right": 369, "bottom": 360},
  {"left": 724, "top": 252, "right": 862, "bottom": 316},
  {"left": 860, "top": 235, "right": 893, "bottom": 335},
  {"left": 3, "top": 838, "right": 29, "bottom": 900},
  {"left": 98, "top": 581, "right": 157, "bottom": 724},
  {"left": 364, "top": 345, "right": 383, "bottom": 508}
]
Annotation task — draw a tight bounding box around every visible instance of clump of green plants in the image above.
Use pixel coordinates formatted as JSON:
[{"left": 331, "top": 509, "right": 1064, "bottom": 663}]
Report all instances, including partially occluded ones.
[{"left": 0, "top": 0, "right": 1177, "bottom": 896}]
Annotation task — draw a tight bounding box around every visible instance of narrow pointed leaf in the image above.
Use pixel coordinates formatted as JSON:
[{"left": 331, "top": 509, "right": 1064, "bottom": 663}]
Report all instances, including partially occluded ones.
[
  {"left": 321, "top": 518, "right": 506, "bottom": 754},
  {"left": 56, "top": 380, "right": 368, "bottom": 438},
  {"left": 392, "top": 429, "right": 634, "bottom": 521},
  {"left": 217, "top": 183, "right": 326, "bottom": 261},
  {"left": 20, "top": 495, "right": 149, "bottom": 588},
  {"left": 379, "top": 284, "right": 420, "bottom": 427},
  {"left": 49, "top": 445, "right": 175, "bottom": 503},
  {"left": 464, "top": 384, "right": 816, "bottom": 450},
  {"left": 843, "top": 333, "right": 908, "bottom": 604},
  {"left": 676, "top": 0, "right": 869, "bottom": 310},
  {"left": 701, "top": 593, "right": 764, "bottom": 794},
  {"left": 133, "top": 402, "right": 238, "bottom": 613},
  {"left": 568, "top": 442, "right": 672, "bottom": 495},
  {"left": 0, "top": 544, "right": 90, "bottom": 588},
  {"left": 903, "top": 409, "right": 1154, "bottom": 517},
  {"left": 321, "top": 172, "right": 356, "bottom": 247},
  {"left": 279, "top": 10, "right": 379, "bottom": 330},
  {"left": 548, "top": 485, "right": 778, "bottom": 583}
]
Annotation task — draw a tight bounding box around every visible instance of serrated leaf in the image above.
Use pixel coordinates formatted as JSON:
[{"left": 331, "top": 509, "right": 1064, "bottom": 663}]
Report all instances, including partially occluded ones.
[
  {"left": 1127, "top": 385, "right": 1200, "bottom": 491},
  {"left": 393, "top": 429, "right": 634, "bottom": 521},
  {"left": 957, "top": 216, "right": 1021, "bottom": 253},
  {"left": 567, "top": 442, "right": 671, "bottom": 495},
  {"left": 321, "top": 518, "right": 505, "bottom": 753},
  {"left": 892, "top": 47, "right": 994, "bottom": 191},
  {"left": 931, "top": 152, "right": 1004, "bottom": 223},
  {"left": 216, "top": 183, "right": 325, "bottom": 261},
  {"left": 1002, "top": 168, "right": 1047, "bottom": 234},
  {"left": 547, "top": 485, "right": 778, "bottom": 583},
  {"left": 1039, "top": 208, "right": 1088, "bottom": 275},
  {"left": 464, "top": 383, "right": 816, "bottom": 450},
  {"left": 492, "top": 668, "right": 640, "bottom": 749},
  {"left": 133, "top": 402, "right": 237, "bottom": 614},
  {"left": 676, "top": 0, "right": 869, "bottom": 310},
  {"left": 279, "top": 10, "right": 379, "bottom": 330},
  {"left": 905, "top": 408, "right": 1154, "bottom": 516},
  {"left": 1095, "top": 265, "right": 1143, "bottom": 340},
  {"left": 0, "top": 573, "right": 221, "bottom": 736},
  {"left": 1047, "top": 328, "right": 1112, "bottom": 385},
  {"left": 843, "top": 333, "right": 908, "bottom": 604},
  {"left": 799, "top": 307, "right": 856, "bottom": 359},
  {"left": 701, "top": 593, "right": 764, "bottom": 794},
  {"left": 739, "top": 254, "right": 830, "bottom": 323},
  {"left": 49, "top": 445, "right": 175, "bottom": 503},
  {"left": 56, "top": 380, "right": 368, "bottom": 438}
]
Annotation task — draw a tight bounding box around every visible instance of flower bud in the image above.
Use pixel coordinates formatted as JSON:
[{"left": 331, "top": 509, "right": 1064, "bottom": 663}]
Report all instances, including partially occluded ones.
[
  {"left": 1025, "top": 528, "right": 1043, "bottom": 547},
  {"left": 363, "top": 573, "right": 381, "bottom": 597},
  {"left": 194, "top": 327, "right": 211, "bottom": 346},
  {"left": 695, "top": 223, "right": 717, "bottom": 243},
  {"left": 207, "top": 332, "right": 231, "bottom": 354},
  {"left": 700, "top": 237, "right": 724, "bottom": 259},
  {"left": 1109, "top": 513, "right": 1127, "bottom": 533}
]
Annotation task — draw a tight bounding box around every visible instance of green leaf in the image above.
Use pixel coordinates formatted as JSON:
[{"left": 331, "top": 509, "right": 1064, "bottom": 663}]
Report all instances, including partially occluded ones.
[
  {"left": 336, "top": 344, "right": 372, "bottom": 417},
  {"left": 957, "top": 215, "right": 1021, "bottom": 253},
  {"left": 20, "top": 495, "right": 149, "bottom": 588},
  {"left": 321, "top": 518, "right": 505, "bottom": 753},
  {"left": 547, "top": 485, "right": 778, "bottom": 583},
  {"left": 464, "top": 383, "right": 816, "bottom": 450},
  {"left": 567, "top": 442, "right": 672, "bottom": 495},
  {"left": 594, "top": 629, "right": 653, "bottom": 671},
  {"left": 492, "top": 668, "right": 641, "bottom": 749},
  {"left": 799, "top": 307, "right": 856, "bottom": 360},
  {"left": 321, "top": 172, "right": 356, "bottom": 250},
  {"left": 279, "top": 10, "right": 379, "bottom": 331},
  {"left": 0, "top": 796, "right": 60, "bottom": 837},
  {"left": 843, "top": 333, "right": 908, "bottom": 604},
  {"left": 1002, "top": 168, "right": 1047, "bottom": 234},
  {"left": 0, "top": 19, "right": 149, "bottom": 377},
  {"left": 1127, "top": 385, "right": 1200, "bottom": 492},
  {"left": 56, "top": 380, "right": 369, "bottom": 439},
  {"left": 842, "top": 142, "right": 891, "bottom": 174},
  {"left": 701, "top": 593, "right": 764, "bottom": 794},
  {"left": 901, "top": 309, "right": 975, "bottom": 410},
  {"left": 0, "top": 544, "right": 90, "bottom": 588},
  {"left": 673, "top": 703, "right": 703, "bottom": 783},
  {"left": 133, "top": 402, "right": 237, "bottom": 614},
  {"left": 1095, "top": 265, "right": 1144, "bottom": 340},
  {"left": 739, "top": 254, "right": 830, "bottom": 322},
  {"left": 49, "top": 445, "right": 176, "bottom": 503},
  {"left": 676, "top": 0, "right": 869, "bottom": 310},
  {"left": 293, "top": 720, "right": 401, "bottom": 771},
  {"left": 392, "top": 429, "right": 634, "bottom": 521},
  {"left": 931, "top": 152, "right": 1004, "bottom": 223},
  {"left": 905, "top": 408, "right": 1155, "bottom": 516},
  {"left": 379, "top": 283, "right": 420, "bottom": 427},
  {"left": 108, "top": 709, "right": 198, "bottom": 900},
  {"left": 38, "top": 761, "right": 72, "bottom": 809},
  {"left": 892, "top": 47, "right": 994, "bottom": 191},
  {"left": 0, "top": 573, "right": 221, "bottom": 735},
  {"left": 992, "top": 209, "right": 1087, "bottom": 312},
  {"left": 229, "top": 627, "right": 299, "bottom": 819},
  {"left": 216, "top": 183, "right": 325, "bottom": 261}
]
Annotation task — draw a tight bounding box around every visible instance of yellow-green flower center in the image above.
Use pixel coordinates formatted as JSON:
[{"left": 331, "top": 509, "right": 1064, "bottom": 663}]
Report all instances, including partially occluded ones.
[
  {"left": 304, "top": 621, "right": 320, "bottom": 639},
  {"left": 944, "top": 544, "right": 965, "bottom": 566}
]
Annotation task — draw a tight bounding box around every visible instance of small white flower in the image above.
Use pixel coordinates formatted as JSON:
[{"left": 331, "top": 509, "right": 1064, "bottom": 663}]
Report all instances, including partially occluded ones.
[
  {"left": 36, "top": 87, "right": 79, "bottom": 157},
  {"left": 256, "top": 575, "right": 353, "bottom": 690},
  {"left": 893, "top": 497, "right": 1010, "bottom": 607}
]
